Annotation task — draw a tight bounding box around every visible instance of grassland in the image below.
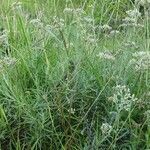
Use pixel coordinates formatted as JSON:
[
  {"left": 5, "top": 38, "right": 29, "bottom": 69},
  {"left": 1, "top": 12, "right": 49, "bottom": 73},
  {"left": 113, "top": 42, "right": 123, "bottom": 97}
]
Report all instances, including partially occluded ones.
[{"left": 0, "top": 0, "right": 150, "bottom": 149}]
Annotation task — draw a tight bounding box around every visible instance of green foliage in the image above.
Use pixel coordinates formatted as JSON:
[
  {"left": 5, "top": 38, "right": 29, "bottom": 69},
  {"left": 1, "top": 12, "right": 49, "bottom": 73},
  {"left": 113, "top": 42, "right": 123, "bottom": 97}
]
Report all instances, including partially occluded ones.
[{"left": 0, "top": 0, "right": 150, "bottom": 149}]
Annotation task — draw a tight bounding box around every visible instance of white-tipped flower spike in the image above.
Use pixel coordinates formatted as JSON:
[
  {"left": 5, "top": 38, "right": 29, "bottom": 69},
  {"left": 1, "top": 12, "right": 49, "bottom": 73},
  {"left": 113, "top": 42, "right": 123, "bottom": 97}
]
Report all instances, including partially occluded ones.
[
  {"left": 101, "top": 123, "right": 112, "bottom": 135},
  {"left": 111, "top": 85, "right": 138, "bottom": 111}
]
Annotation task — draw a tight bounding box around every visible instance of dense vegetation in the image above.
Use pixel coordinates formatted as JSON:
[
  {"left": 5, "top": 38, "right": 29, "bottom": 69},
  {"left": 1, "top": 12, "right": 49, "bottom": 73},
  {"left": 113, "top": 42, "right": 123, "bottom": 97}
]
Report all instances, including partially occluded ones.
[{"left": 0, "top": 0, "right": 150, "bottom": 149}]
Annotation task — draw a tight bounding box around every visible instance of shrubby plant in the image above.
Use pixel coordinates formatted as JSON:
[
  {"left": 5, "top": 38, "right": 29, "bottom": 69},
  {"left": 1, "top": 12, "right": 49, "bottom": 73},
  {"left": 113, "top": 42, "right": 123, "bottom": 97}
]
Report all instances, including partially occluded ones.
[{"left": 0, "top": 0, "right": 149, "bottom": 149}]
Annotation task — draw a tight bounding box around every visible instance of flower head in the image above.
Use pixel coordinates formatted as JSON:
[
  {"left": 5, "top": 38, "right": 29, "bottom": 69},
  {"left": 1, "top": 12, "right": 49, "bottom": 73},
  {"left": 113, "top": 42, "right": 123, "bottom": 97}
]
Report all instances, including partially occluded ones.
[
  {"left": 110, "top": 85, "right": 138, "bottom": 111},
  {"left": 97, "top": 51, "right": 115, "bottom": 61},
  {"left": 99, "top": 24, "right": 112, "bottom": 32},
  {"left": 129, "top": 51, "right": 150, "bottom": 71},
  {"left": 29, "top": 19, "right": 43, "bottom": 28},
  {"left": 12, "top": 1, "right": 22, "bottom": 11},
  {"left": 101, "top": 123, "right": 112, "bottom": 135}
]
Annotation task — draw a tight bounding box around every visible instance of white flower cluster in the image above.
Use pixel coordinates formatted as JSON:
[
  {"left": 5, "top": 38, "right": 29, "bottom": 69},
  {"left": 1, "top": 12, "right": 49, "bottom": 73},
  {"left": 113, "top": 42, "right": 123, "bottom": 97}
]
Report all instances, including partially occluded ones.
[
  {"left": 63, "top": 7, "right": 84, "bottom": 15},
  {"left": 97, "top": 51, "right": 115, "bottom": 61},
  {"left": 30, "top": 15, "right": 65, "bottom": 31},
  {"left": 126, "top": 9, "right": 141, "bottom": 18},
  {"left": 99, "top": 24, "right": 112, "bottom": 32},
  {"left": 29, "top": 15, "right": 65, "bottom": 44},
  {"left": 110, "top": 85, "right": 138, "bottom": 111},
  {"left": 121, "top": 9, "right": 143, "bottom": 28},
  {"left": 51, "top": 16, "right": 65, "bottom": 30},
  {"left": 29, "top": 19, "right": 44, "bottom": 28},
  {"left": 101, "top": 123, "right": 112, "bottom": 135},
  {"left": 0, "top": 34, "right": 8, "bottom": 45},
  {"left": 84, "top": 34, "right": 97, "bottom": 44},
  {"left": 129, "top": 51, "right": 150, "bottom": 71},
  {"left": 80, "top": 16, "right": 95, "bottom": 36},
  {"left": 3, "top": 57, "right": 17, "bottom": 66},
  {"left": 11, "top": 1, "right": 22, "bottom": 11},
  {"left": 0, "top": 57, "right": 17, "bottom": 71},
  {"left": 109, "top": 30, "right": 120, "bottom": 36},
  {"left": 68, "top": 108, "right": 75, "bottom": 114},
  {"left": 0, "top": 30, "right": 9, "bottom": 46},
  {"left": 135, "top": 0, "right": 150, "bottom": 7},
  {"left": 124, "top": 41, "right": 139, "bottom": 49}
]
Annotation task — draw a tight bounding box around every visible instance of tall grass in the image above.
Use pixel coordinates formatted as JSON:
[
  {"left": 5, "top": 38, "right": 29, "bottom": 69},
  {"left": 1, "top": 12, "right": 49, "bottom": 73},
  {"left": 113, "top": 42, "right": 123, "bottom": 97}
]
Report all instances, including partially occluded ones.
[{"left": 0, "top": 0, "right": 150, "bottom": 149}]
